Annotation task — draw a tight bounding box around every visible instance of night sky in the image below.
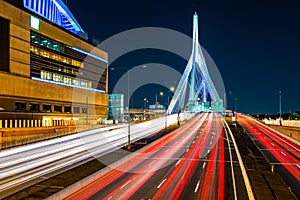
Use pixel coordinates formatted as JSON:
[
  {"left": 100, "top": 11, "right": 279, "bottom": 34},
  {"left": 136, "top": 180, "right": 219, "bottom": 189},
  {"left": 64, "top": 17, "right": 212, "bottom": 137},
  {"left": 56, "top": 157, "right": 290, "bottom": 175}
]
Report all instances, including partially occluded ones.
[{"left": 68, "top": 0, "right": 300, "bottom": 114}]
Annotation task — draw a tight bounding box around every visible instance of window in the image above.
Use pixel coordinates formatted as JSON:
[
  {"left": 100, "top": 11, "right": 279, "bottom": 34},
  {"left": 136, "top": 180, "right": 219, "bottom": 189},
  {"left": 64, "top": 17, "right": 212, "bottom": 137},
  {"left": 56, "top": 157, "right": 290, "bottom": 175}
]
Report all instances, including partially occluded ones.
[
  {"left": 40, "top": 70, "right": 92, "bottom": 89},
  {"left": 30, "top": 32, "right": 62, "bottom": 53},
  {"left": 43, "top": 104, "right": 51, "bottom": 112},
  {"left": 30, "top": 103, "right": 39, "bottom": 112},
  {"left": 64, "top": 106, "right": 72, "bottom": 113},
  {"left": 30, "top": 16, "right": 40, "bottom": 30},
  {"left": 30, "top": 45, "right": 81, "bottom": 67},
  {"left": 41, "top": 71, "right": 53, "bottom": 80},
  {"left": 15, "top": 102, "right": 26, "bottom": 111},
  {"left": 54, "top": 105, "right": 62, "bottom": 112},
  {"left": 73, "top": 107, "right": 80, "bottom": 113},
  {"left": 82, "top": 107, "right": 88, "bottom": 113}
]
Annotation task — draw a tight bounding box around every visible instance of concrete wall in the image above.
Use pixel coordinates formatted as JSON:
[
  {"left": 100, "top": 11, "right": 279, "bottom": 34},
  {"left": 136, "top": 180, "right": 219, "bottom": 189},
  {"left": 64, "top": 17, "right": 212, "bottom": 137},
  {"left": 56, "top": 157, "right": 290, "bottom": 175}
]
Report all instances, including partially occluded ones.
[{"left": 263, "top": 119, "right": 300, "bottom": 127}]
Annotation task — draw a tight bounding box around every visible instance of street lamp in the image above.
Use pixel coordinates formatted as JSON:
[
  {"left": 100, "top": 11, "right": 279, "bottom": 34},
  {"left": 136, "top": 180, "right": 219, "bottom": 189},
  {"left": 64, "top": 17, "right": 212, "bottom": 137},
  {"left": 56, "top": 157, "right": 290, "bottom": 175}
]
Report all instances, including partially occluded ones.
[
  {"left": 279, "top": 90, "right": 282, "bottom": 126},
  {"left": 155, "top": 92, "right": 164, "bottom": 118},
  {"left": 170, "top": 86, "right": 175, "bottom": 93},
  {"left": 111, "top": 67, "right": 131, "bottom": 150},
  {"left": 144, "top": 98, "right": 147, "bottom": 109}
]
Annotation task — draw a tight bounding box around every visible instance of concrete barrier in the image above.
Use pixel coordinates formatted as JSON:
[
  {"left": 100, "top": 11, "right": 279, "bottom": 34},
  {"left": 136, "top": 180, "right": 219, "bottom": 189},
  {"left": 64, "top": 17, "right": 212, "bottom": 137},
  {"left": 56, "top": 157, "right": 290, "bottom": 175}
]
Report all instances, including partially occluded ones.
[{"left": 263, "top": 119, "right": 300, "bottom": 127}]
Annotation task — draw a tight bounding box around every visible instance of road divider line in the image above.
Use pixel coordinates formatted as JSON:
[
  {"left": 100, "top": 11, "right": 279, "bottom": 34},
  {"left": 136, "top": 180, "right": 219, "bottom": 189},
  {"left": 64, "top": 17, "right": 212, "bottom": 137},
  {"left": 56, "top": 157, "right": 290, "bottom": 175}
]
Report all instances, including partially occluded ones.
[
  {"left": 223, "top": 119, "right": 255, "bottom": 200},
  {"left": 194, "top": 180, "right": 200, "bottom": 193},
  {"left": 157, "top": 178, "right": 167, "bottom": 189},
  {"left": 176, "top": 159, "right": 181, "bottom": 166},
  {"left": 224, "top": 122, "right": 237, "bottom": 200},
  {"left": 120, "top": 180, "right": 131, "bottom": 189}
]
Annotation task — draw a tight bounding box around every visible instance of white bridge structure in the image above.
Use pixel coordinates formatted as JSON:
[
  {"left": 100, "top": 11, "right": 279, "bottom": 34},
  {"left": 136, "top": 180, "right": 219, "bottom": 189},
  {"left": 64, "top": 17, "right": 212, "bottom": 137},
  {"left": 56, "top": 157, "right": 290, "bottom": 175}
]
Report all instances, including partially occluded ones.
[{"left": 168, "top": 13, "right": 223, "bottom": 114}]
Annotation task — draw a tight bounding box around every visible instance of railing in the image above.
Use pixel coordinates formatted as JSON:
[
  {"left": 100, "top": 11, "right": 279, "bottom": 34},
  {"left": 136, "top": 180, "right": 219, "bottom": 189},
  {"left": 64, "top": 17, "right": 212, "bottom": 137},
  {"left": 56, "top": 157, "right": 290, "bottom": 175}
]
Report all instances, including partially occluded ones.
[{"left": 0, "top": 124, "right": 108, "bottom": 151}]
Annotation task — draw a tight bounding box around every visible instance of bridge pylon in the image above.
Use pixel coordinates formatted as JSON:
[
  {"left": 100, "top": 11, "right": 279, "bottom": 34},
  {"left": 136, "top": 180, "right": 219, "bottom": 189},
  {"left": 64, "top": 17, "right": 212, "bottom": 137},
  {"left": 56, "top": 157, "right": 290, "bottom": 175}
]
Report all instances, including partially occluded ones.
[{"left": 168, "top": 12, "right": 223, "bottom": 114}]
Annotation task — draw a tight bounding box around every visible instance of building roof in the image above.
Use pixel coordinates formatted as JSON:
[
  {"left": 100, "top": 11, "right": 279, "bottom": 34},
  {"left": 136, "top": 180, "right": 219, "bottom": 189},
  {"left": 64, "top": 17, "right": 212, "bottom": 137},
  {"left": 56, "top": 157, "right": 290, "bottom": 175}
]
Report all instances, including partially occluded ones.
[{"left": 23, "top": 0, "right": 84, "bottom": 35}]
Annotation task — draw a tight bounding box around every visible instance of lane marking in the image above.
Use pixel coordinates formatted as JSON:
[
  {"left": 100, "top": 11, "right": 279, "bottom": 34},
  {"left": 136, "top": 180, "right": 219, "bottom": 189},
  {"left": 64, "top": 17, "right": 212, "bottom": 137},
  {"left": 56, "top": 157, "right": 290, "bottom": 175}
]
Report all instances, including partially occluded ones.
[
  {"left": 186, "top": 148, "right": 189, "bottom": 152},
  {"left": 194, "top": 180, "right": 200, "bottom": 193},
  {"left": 164, "top": 149, "right": 169, "bottom": 153},
  {"left": 223, "top": 119, "right": 255, "bottom": 200},
  {"left": 224, "top": 124, "right": 237, "bottom": 200},
  {"left": 108, "top": 196, "right": 113, "bottom": 200},
  {"left": 148, "top": 161, "right": 154, "bottom": 167},
  {"left": 176, "top": 159, "right": 182, "bottom": 166},
  {"left": 202, "top": 162, "right": 206, "bottom": 169},
  {"left": 120, "top": 180, "right": 131, "bottom": 189},
  {"left": 271, "top": 143, "right": 275, "bottom": 147},
  {"left": 281, "top": 151, "right": 286, "bottom": 156},
  {"left": 157, "top": 178, "right": 167, "bottom": 189}
]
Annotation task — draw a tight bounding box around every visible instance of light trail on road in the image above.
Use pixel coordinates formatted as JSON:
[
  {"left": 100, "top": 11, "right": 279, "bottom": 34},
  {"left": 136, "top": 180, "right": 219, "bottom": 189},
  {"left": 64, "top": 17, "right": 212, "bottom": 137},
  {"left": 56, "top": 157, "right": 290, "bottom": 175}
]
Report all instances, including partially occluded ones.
[
  {"left": 55, "top": 113, "right": 237, "bottom": 200},
  {"left": 0, "top": 114, "right": 191, "bottom": 199},
  {"left": 238, "top": 114, "right": 300, "bottom": 198}
]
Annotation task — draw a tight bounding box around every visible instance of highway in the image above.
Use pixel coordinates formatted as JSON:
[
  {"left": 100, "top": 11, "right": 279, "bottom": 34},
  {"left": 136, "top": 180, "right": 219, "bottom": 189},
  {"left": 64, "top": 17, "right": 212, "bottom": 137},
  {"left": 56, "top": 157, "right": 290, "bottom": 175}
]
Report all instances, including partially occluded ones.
[
  {"left": 51, "top": 113, "right": 248, "bottom": 200},
  {"left": 238, "top": 114, "right": 300, "bottom": 199},
  {"left": 0, "top": 113, "right": 191, "bottom": 199}
]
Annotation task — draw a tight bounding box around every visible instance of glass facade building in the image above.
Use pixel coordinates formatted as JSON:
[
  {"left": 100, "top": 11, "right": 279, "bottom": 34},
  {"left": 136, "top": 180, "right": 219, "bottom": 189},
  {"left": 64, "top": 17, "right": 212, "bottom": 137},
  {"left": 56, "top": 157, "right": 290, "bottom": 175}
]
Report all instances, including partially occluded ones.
[
  {"left": 108, "top": 94, "right": 124, "bottom": 123},
  {"left": 0, "top": 0, "right": 108, "bottom": 127}
]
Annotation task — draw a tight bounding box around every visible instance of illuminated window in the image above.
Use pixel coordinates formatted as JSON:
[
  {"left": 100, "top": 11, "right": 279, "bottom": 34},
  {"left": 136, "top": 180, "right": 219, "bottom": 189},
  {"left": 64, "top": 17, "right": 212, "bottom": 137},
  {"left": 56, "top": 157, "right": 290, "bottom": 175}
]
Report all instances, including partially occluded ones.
[
  {"left": 30, "top": 32, "right": 62, "bottom": 53},
  {"left": 30, "top": 45, "right": 81, "bottom": 67},
  {"left": 30, "top": 16, "right": 40, "bottom": 30}
]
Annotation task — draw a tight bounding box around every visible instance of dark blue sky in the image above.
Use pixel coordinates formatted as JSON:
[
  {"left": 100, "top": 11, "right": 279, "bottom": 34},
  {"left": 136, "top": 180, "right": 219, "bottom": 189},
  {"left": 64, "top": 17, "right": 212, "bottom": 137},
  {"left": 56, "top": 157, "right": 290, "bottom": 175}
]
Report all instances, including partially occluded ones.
[{"left": 69, "top": 0, "right": 300, "bottom": 114}]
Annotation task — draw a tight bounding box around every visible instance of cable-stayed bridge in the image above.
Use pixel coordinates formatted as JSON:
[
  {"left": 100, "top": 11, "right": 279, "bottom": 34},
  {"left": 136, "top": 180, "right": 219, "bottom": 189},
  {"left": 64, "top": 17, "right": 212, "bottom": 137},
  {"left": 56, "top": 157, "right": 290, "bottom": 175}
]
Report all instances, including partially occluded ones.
[{"left": 168, "top": 13, "right": 223, "bottom": 114}]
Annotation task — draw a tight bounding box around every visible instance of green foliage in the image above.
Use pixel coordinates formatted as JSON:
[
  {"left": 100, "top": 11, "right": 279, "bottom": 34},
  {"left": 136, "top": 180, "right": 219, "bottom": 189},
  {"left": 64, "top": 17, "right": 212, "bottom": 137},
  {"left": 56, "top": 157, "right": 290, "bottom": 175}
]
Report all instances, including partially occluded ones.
[{"left": 289, "top": 111, "right": 300, "bottom": 120}]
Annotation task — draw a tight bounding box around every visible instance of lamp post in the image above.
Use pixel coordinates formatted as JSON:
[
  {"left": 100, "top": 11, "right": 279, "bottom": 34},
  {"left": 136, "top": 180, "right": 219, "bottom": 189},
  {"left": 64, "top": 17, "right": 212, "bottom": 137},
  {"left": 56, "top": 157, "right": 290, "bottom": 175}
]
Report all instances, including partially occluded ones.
[
  {"left": 143, "top": 98, "right": 148, "bottom": 121},
  {"left": 144, "top": 98, "right": 147, "bottom": 109},
  {"left": 155, "top": 92, "right": 163, "bottom": 118},
  {"left": 111, "top": 67, "right": 131, "bottom": 150},
  {"left": 279, "top": 90, "right": 282, "bottom": 126}
]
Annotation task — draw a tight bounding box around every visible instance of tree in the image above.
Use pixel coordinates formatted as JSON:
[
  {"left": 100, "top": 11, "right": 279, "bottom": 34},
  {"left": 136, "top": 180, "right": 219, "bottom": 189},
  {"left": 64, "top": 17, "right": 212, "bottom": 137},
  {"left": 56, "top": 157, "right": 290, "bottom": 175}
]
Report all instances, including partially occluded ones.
[{"left": 289, "top": 111, "right": 300, "bottom": 120}]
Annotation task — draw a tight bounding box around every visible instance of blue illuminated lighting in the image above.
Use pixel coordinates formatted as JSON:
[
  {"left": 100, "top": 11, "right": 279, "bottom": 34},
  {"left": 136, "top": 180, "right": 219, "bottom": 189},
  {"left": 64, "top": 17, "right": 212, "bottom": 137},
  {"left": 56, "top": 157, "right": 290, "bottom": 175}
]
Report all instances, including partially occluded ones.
[
  {"left": 32, "top": 77, "right": 106, "bottom": 93},
  {"left": 71, "top": 47, "right": 108, "bottom": 64},
  {"left": 23, "top": 0, "right": 84, "bottom": 35}
]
